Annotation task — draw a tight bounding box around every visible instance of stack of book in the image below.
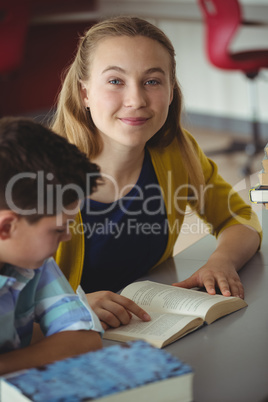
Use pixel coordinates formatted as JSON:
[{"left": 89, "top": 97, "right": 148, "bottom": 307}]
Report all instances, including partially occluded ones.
[
  {"left": 0, "top": 340, "right": 193, "bottom": 402},
  {"left": 250, "top": 143, "right": 268, "bottom": 208}
]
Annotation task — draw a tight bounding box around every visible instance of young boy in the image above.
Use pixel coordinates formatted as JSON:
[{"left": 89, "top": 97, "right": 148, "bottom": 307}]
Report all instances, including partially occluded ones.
[{"left": 0, "top": 117, "right": 103, "bottom": 375}]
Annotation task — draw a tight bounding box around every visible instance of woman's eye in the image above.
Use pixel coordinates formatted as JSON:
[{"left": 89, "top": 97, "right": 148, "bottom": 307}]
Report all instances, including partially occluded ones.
[
  {"left": 109, "top": 79, "right": 122, "bottom": 85},
  {"left": 145, "top": 80, "right": 159, "bottom": 85}
]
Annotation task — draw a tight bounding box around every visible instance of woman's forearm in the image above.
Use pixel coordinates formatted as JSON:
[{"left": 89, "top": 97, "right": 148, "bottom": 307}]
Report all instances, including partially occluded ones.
[{"left": 212, "top": 224, "right": 261, "bottom": 271}]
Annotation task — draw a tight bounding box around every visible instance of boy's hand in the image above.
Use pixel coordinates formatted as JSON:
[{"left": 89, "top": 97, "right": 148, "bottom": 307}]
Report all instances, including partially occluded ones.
[
  {"left": 172, "top": 260, "right": 244, "bottom": 299},
  {"left": 86, "top": 291, "right": 151, "bottom": 330}
]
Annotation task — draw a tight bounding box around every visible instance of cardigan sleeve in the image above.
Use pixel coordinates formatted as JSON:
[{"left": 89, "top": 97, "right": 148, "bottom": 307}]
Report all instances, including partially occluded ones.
[{"left": 185, "top": 131, "right": 262, "bottom": 240}]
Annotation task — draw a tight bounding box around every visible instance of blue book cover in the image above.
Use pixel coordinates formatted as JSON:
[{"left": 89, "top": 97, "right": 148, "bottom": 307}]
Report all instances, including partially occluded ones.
[{"left": 1, "top": 340, "right": 193, "bottom": 402}]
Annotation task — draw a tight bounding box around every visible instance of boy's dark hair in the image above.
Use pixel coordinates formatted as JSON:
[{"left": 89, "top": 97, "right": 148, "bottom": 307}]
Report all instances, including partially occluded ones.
[{"left": 0, "top": 117, "right": 100, "bottom": 222}]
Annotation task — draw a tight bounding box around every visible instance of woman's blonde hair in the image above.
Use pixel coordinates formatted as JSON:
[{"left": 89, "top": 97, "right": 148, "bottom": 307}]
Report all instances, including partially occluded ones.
[{"left": 51, "top": 15, "right": 205, "bottom": 207}]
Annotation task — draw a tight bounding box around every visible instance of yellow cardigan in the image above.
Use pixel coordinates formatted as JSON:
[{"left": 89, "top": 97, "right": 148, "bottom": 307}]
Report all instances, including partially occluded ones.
[{"left": 55, "top": 130, "right": 262, "bottom": 291}]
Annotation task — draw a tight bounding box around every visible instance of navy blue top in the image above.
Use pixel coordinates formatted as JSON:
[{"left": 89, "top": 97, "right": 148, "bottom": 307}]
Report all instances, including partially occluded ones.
[{"left": 80, "top": 149, "right": 168, "bottom": 292}]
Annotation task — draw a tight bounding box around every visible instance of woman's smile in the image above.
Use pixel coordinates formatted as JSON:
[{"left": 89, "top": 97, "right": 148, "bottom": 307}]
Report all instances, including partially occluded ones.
[{"left": 118, "top": 117, "right": 150, "bottom": 126}]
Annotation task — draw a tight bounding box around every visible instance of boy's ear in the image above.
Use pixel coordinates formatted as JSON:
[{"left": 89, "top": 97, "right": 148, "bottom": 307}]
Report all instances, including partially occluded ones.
[{"left": 0, "top": 211, "right": 19, "bottom": 240}]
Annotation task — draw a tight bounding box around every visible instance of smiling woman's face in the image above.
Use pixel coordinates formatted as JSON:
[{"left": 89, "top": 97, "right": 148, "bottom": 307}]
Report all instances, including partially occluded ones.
[{"left": 81, "top": 35, "right": 174, "bottom": 150}]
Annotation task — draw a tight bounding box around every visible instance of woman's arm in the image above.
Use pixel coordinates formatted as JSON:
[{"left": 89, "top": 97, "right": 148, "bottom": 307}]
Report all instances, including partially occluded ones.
[
  {"left": 0, "top": 330, "right": 102, "bottom": 375},
  {"left": 173, "top": 224, "right": 261, "bottom": 298}
]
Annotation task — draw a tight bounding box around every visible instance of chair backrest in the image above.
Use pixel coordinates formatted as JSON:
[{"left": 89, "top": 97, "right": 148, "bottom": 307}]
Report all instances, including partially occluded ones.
[
  {"left": 0, "top": 0, "right": 31, "bottom": 74},
  {"left": 198, "top": 0, "right": 242, "bottom": 69}
]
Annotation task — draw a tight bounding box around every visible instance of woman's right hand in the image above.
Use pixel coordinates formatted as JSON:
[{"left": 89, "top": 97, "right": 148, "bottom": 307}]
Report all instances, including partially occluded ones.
[{"left": 86, "top": 291, "right": 151, "bottom": 330}]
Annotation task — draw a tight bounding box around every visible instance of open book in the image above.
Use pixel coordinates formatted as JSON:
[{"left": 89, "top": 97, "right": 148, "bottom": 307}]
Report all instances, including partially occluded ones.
[{"left": 103, "top": 281, "right": 247, "bottom": 348}]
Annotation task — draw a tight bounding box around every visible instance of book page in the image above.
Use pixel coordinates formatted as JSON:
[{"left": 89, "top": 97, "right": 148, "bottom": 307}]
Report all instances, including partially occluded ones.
[
  {"left": 103, "top": 312, "right": 203, "bottom": 348},
  {"left": 121, "top": 280, "right": 236, "bottom": 320}
]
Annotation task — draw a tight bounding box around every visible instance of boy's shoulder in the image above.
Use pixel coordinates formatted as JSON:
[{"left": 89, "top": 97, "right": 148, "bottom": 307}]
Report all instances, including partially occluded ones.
[
  {"left": 0, "top": 264, "right": 36, "bottom": 286},
  {"left": 0, "top": 258, "right": 62, "bottom": 291}
]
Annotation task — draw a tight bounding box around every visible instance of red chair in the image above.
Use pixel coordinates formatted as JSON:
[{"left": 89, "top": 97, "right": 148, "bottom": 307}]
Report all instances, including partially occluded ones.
[{"left": 198, "top": 0, "right": 268, "bottom": 175}]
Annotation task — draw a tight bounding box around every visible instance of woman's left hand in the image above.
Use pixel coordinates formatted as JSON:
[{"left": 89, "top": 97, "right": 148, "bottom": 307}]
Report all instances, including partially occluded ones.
[
  {"left": 172, "top": 258, "right": 244, "bottom": 298},
  {"left": 172, "top": 224, "right": 261, "bottom": 299}
]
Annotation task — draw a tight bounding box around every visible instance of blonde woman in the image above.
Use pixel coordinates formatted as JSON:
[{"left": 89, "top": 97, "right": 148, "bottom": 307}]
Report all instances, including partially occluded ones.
[{"left": 52, "top": 16, "right": 261, "bottom": 329}]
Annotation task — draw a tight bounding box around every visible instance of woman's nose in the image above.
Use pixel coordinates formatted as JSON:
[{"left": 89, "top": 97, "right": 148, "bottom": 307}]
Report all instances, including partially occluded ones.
[{"left": 123, "top": 84, "right": 147, "bottom": 109}]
